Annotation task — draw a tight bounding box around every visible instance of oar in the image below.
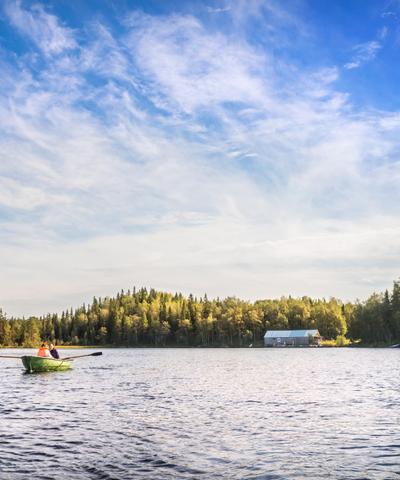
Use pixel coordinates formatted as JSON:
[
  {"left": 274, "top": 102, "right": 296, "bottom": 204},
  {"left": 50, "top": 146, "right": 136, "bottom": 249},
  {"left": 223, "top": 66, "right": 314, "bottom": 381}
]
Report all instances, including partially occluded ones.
[
  {"left": 0, "top": 355, "right": 22, "bottom": 359},
  {"left": 62, "top": 352, "right": 102, "bottom": 361}
]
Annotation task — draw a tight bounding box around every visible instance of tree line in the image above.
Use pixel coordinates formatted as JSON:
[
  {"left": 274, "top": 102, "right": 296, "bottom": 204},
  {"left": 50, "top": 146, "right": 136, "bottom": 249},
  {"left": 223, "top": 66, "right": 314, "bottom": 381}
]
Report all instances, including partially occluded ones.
[{"left": 1, "top": 281, "right": 399, "bottom": 347}]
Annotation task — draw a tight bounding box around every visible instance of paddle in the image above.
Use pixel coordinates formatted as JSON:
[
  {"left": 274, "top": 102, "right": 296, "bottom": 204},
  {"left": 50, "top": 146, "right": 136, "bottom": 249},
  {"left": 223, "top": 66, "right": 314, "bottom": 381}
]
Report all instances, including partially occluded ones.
[
  {"left": 0, "top": 355, "right": 22, "bottom": 359},
  {"left": 62, "top": 352, "right": 102, "bottom": 361}
]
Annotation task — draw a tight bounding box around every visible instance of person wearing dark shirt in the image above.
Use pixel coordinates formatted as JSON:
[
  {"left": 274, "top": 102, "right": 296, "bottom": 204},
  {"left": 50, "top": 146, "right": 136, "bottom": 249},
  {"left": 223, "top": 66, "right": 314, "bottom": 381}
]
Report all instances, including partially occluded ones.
[{"left": 49, "top": 343, "right": 60, "bottom": 359}]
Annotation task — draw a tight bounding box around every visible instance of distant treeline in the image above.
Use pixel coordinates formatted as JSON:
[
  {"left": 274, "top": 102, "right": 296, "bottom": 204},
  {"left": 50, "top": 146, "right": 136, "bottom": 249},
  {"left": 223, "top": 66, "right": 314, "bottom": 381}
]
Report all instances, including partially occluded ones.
[{"left": 1, "top": 281, "right": 400, "bottom": 347}]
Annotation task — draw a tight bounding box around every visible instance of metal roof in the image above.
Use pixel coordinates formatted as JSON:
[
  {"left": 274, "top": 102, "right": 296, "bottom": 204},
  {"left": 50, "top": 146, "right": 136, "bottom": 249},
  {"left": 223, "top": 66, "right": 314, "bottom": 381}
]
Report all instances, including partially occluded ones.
[{"left": 264, "top": 329, "right": 319, "bottom": 338}]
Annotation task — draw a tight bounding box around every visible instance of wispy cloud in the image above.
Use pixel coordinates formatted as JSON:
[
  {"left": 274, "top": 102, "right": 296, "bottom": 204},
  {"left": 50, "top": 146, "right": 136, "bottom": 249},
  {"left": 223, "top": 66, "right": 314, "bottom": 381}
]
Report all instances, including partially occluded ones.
[
  {"left": 1, "top": 2, "right": 400, "bottom": 315},
  {"left": 378, "top": 26, "right": 389, "bottom": 40},
  {"left": 206, "top": 6, "right": 231, "bottom": 14},
  {"left": 344, "top": 40, "right": 381, "bottom": 69},
  {"left": 4, "top": 0, "right": 77, "bottom": 55},
  {"left": 125, "top": 12, "right": 267, "bottom": 114},
  {"left": 381, "top": 11, "right": 398, "bottom": 19}
]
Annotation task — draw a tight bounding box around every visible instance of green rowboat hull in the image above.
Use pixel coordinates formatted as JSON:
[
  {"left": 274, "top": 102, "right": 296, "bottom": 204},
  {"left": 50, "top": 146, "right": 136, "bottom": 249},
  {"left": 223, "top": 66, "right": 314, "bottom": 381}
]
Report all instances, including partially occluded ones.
[{"left": 21, "top": 356, "right": 72, "bottom": 373}]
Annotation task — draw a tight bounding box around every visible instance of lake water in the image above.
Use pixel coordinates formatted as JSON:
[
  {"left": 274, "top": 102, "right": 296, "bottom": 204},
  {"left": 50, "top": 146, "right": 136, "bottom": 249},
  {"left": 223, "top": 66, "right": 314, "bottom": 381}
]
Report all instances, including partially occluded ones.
[{"left": 0, "top": 348, "right": 399, "bottom": 479}]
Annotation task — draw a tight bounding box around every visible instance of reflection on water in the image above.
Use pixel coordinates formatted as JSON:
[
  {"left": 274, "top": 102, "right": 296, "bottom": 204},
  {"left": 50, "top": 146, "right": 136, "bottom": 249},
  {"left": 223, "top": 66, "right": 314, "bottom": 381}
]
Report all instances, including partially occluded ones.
[{"left": 0, "top": 348, "right": 399, "bottom": 479}]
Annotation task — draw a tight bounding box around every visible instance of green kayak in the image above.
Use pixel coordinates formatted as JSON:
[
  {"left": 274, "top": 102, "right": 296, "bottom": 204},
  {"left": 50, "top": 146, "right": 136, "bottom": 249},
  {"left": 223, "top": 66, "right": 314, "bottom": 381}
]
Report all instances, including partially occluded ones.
[{"left": 21, "top": 356, "right": 72, "bottom": 373}]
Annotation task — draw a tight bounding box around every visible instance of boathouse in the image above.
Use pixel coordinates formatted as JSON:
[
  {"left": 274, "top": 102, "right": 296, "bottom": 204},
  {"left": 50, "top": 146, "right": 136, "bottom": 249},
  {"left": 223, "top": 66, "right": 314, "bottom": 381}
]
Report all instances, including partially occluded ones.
[{"left": 264, "top": 329, "right": 321, "bottom": 347}]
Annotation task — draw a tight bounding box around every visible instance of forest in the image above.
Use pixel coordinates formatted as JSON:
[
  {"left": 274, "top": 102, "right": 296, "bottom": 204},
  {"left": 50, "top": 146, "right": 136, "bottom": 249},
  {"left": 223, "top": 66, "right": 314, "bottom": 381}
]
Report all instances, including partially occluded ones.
[{"left": 1, "top": 281, "right": 399, "bottom": 347}]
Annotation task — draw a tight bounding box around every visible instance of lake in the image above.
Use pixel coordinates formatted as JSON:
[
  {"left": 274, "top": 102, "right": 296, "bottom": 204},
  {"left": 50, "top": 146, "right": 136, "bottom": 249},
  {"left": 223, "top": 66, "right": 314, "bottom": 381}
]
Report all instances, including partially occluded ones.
[{"left": 0, "top": 348, "right": 399, "bottom": 479}]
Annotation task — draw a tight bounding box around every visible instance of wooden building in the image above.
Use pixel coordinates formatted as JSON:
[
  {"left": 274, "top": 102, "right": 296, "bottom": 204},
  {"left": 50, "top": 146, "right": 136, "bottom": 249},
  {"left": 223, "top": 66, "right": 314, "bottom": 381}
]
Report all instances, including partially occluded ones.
[{"left": 264, "top": 329, "right": 321, "bottom": 347}]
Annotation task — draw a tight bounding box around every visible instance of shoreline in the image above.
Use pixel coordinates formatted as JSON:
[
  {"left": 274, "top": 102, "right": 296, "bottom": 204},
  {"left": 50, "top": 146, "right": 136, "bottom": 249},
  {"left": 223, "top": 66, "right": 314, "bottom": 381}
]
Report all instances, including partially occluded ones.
[{"left": 1, "top": 344, "right": 397, "bottom": 349}]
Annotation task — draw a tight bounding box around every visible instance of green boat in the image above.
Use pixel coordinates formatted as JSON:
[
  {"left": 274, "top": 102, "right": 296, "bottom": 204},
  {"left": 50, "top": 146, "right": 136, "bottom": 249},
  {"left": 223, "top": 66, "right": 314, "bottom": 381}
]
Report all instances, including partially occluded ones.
[
  {"left": 21, "top": 356, "right": 72, "bottom": 373},
  {"left": 0, "top": 351, "right": 101, "bottom": 373}
]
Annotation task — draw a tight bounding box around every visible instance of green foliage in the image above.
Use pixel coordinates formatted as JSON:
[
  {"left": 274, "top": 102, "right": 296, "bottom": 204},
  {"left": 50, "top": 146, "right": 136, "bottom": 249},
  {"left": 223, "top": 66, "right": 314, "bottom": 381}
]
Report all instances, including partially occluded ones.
[
  {"left": 312, "top": 300, "right": 347, "bottom": 339},
  {"left": 22, "top": 318, "right": 41, "bottom": 347},
  {"left": 1, "top": 281, "right": 399, "bottom": 347},
  {"left": 347, "top": 281, "right": 400, "bottom": 344}
]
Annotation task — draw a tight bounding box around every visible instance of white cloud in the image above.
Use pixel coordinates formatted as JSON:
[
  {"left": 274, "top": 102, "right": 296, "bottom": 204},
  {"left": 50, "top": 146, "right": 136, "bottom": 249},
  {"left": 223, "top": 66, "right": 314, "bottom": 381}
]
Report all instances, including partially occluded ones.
[
  {"left": 344, "top": 40, "right": 381, "bottom": 69},
  {"left": 4, "top": 0, "right": 77, "bottom": 55},
  {"left": 1, "top": 5, "right": 400, "bottom": 316},
  {"left": 124, "top": 13, "right": 268, "bottom": 115},
  {"left": 2, "top": 215, "right": 400, "bottom": 316},
  {"left": 0, "top": 177, "right": 48, "bottom": 210},
  {"left": 378, "top": 26, "right": 388, "bottom": 40},
  {"left": 381, "top": 11, "right": 397, "bottom": 19},
  {"left": 206, "top": 6, "right": 231, "bottom": 14}
]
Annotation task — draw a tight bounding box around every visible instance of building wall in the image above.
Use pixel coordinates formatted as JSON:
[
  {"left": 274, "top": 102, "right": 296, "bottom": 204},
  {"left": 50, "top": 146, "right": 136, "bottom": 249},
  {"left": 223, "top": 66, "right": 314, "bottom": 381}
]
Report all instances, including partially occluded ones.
[{"left": 264, "top": 336, "right": 312, "bottom": 347}]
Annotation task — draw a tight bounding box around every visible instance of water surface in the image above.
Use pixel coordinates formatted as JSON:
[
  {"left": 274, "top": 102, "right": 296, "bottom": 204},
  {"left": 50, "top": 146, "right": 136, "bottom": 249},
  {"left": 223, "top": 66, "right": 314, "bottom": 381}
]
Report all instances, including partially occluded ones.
[{"left": 0, "top": 348, "right": 399, "bottom": 479}]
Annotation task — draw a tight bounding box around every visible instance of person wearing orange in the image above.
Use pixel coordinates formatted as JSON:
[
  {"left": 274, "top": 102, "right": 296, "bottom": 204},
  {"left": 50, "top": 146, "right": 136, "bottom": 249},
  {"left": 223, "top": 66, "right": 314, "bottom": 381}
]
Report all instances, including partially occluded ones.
[{"left": 37, "top": 343, "right": 51, "bottom": 357}]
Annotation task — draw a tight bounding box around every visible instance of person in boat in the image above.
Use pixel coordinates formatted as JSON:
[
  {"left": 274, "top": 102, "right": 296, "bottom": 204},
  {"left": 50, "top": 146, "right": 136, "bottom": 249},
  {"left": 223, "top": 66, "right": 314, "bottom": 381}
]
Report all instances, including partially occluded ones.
[
  {"left": 37, "top": 342, "right": 52, "bottom": 358},
  {"left": 49, "top": 343, "right": 60, "bottom": 359}
]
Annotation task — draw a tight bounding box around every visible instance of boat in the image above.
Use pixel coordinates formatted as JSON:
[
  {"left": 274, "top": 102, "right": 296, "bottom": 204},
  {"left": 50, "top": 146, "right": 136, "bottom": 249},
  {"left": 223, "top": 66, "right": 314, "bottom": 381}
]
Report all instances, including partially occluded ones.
[
  {"left": 0, "top": 351, "right": 102, "bottom": 373},
  {"left": 21, "top": 355, "right": 72, "bottom": 373}
]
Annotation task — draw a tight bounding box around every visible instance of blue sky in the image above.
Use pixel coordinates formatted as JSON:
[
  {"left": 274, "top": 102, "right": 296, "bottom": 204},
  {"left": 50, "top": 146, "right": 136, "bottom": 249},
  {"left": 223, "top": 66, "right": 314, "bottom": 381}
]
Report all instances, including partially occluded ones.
[{"left": 1, "top": 0, "right": 400, "bottom": 316}]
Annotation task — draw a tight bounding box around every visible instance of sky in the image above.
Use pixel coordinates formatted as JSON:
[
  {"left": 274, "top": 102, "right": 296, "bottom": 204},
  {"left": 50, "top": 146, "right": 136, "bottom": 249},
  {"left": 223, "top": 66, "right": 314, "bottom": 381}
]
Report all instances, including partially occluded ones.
[{"left": 1, "top": 0, "right": 400, "bottom": 317}]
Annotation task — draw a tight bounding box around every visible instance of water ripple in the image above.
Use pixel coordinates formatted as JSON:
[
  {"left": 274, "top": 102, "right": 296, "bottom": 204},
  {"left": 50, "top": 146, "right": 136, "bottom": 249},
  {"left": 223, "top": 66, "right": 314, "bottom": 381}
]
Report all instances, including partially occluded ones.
[{"left": 0, "top": 348, "right": 399, "bottom": 479}]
